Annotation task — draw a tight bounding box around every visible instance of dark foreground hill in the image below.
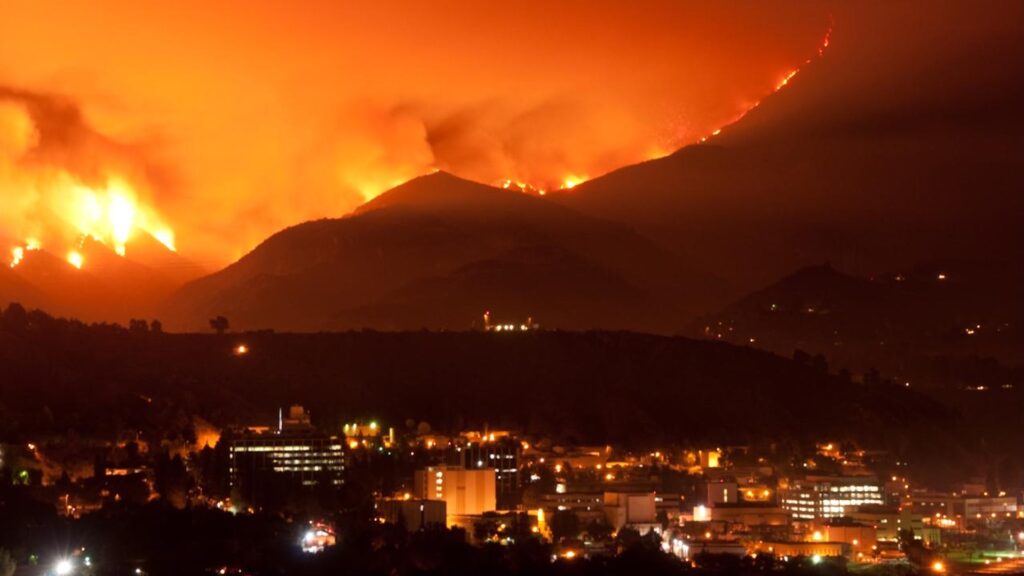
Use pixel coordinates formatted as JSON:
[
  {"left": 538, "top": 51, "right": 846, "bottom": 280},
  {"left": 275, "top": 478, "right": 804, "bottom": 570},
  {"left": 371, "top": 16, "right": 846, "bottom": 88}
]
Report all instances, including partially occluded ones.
[
  {"left": 695, "top": 262, "right": 1024, "bottom": 390},
  {"left": 2, "top": 304, "right": 1008, "bottom": 488}
]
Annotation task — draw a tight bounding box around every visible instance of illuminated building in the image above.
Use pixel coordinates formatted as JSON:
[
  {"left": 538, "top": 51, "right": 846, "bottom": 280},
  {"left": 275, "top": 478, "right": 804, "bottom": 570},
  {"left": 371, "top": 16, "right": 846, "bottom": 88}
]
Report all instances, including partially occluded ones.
[
  {"left": 699, "top": 449, "right": 721, "bottom": 469},
  {"left": 757, "top": 541, "right": 846, "bottom": 558},
  {"left": 413, "top": 465, "right": 496, "bottom": 519},
  {"left": 376, "top": 497, "right": 447, "bottom": 531},
  {"left": 705, "top": 480, "right": 738, "bottom": 506},
  {"left": 482, "top": 310, "right": 540, "bottom": 332},
  {"left": 604, "top": 491, "right": 659, "bottom": 533},
  {"left": 908, "top": 492, "right": 1018, "bottom": 525},
  {"left": 848, "top": 506, "right": 925, "bottom": 542},
  {"left": 779, "top": 476, "right": 884, "bottom": 520},
  {"left": 820, "top": 519, "right": 877, "bottom": 554},
  {"left": 342, "top": 420, "right": 395, "bottom": 449},
  {"left": 227, "top": 406, "right": 345, "bottom": 507},
  {"left": 447, "top": 435, "right": 520, "bottom": 508}
]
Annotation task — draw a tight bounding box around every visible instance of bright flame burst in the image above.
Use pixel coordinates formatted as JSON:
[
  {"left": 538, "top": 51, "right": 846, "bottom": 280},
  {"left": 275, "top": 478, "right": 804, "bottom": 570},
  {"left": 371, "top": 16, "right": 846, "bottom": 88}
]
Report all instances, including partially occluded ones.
[
  {"left": 65, "top": 177, "right": 174, "bottom": 257},
  {"left": 11, "top": 177, "right": 176, "bottom": 269}
]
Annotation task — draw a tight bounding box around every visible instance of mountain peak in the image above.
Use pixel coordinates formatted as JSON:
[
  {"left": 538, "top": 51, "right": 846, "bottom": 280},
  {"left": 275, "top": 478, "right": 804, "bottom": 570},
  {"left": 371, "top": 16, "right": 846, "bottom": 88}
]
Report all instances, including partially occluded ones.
[{"left": 356, "top": 170, "right": 539, "bottom": 215}]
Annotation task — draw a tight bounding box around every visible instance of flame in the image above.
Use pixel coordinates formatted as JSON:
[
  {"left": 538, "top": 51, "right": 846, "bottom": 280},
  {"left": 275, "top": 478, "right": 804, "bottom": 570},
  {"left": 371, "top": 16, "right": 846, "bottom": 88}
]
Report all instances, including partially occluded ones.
[
  {"left": 53, "top": 176, "right": 176, "bottom": 267},
  {"left": 1, "top": 98, "right": 176, "bottom": 270},
  {"left": 499, "top": 19, "right": 835, "bottom": 192},
  {"left": 8, "top": 239, "right": 40, "bottom": 268},
  {"left": 687, "top": 18, "right": 834, "bottom": 147},
  {"left": 10, "top": 246, "right": 24, "bottom": 268},
  {"left": 66, "top": 250, "right": 84, "bottom": 269},
  {"left": 561, "top": 175, "right": 587, "bottom": 190}
]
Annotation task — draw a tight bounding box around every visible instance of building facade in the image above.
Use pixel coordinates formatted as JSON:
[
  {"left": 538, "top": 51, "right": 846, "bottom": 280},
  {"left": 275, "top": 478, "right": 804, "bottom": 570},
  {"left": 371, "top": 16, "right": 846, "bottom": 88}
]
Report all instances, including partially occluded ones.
[
  {"left": 779, "top": 476, "right": 884, "bottom": 520},
  {"left": 447, "top": 437, "right": 520, "bottom": 509},
  {"left": 413, "top": 465, "right": 496, "bottom": 518},
  {"left": 227, "top": 406, "right": 345, "bottom": 508}
]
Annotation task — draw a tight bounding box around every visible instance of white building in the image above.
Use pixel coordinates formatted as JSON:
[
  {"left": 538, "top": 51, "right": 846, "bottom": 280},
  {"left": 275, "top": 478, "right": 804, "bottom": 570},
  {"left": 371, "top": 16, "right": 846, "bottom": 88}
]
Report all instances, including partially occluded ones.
[{"left": 413, "top": 465, "right": 496, "bottom": 518}]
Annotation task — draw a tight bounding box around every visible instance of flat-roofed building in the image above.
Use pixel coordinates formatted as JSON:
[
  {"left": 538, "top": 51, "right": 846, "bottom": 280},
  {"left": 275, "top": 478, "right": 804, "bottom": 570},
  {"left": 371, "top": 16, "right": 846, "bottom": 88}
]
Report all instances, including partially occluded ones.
[
  {"left": 908, "top": 492, "right": 1018, "bottom": 525},
  {"left": 414, "top": 465, "right": 496, "bottom": 519},
  {"left": 604, "top": 491, "right": 659, "bottom": 533}
]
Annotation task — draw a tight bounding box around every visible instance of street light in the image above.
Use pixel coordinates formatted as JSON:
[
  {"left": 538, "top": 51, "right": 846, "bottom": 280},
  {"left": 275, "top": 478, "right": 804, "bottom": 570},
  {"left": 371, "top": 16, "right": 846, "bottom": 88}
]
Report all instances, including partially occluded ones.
[{"left": 54, "top": 559, "right": 73, "bottom": 575}]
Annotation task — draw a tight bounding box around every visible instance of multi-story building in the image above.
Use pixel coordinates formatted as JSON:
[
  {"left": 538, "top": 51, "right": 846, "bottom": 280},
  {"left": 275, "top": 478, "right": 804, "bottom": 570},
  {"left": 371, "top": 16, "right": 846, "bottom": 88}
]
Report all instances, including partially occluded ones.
[
  {"left": 447, "top": 436, "right": 520, "bottom": 509},
  {"left": 908, "top": 491, "right": 1018, "bottom": 525},
  {"left": 779, "top": 475, "right": 884, "bottom": 520},
  {"left": 413, "top": 465, "right": 496, "bottom": 519},
  {"left": 227, "top": 406, "right": 345, "bottom": 508},
  {"left": 848, "top": 505, "right": 925, "bottom": 542}
]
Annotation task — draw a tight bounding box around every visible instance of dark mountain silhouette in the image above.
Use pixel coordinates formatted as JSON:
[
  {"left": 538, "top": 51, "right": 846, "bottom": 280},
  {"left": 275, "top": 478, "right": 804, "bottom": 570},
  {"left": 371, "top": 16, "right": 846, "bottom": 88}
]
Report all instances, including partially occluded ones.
[
  {"left": 335, "top": 244, "right": 678, "bottom": 331},
  {"left": 164, "top": 172, "right": 712, "bottom": 332}
]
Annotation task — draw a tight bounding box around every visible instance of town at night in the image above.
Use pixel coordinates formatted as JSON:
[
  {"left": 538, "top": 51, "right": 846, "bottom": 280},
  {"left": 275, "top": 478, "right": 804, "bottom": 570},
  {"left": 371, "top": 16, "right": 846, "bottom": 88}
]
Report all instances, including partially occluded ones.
[{"left": 2, "top": 2, "right": 1023, "bottom": 575}]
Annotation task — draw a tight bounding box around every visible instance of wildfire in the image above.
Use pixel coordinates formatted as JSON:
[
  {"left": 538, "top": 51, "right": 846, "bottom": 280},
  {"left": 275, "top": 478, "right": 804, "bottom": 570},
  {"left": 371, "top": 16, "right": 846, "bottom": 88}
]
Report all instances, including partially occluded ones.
[
  {"left": 500, "top": 19, "right": 835, "bottom": 193},
  {"left": 9, "top": 240, "right": 40, "bottom": 268},
  {"left": 561, "top": 175, "right": 587, "bottom": 190},
  {"left": 691, "top": 17, "right": 834, "bottom": 147},
  {"left": 66, "top": 250, "right": 84, "bottom": 269},
  {"left": 65, "top": 177, "right": 175, "bottom": 258},
  {"left": 10, "top": 247, "right": 24, "bottom": 268},
  {"left": 5, "top": 177, "right": 176, "bottom": 271}
]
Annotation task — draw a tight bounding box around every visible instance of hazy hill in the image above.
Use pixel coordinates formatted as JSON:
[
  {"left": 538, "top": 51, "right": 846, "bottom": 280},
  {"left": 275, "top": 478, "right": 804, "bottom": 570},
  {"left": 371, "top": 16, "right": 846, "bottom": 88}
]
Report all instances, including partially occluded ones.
[
  {"left": 165, "top": 172, "right": 712, "bottom": 332},
  {"left": 551, "top": 4, "right": 1024, "bottom": 297},
  {"left": 695, "top": 263, "right": 1024, "bottom": 387},
  {"left": 2, "top": 236, "right": 189, "bottom": 323},
  {"left": 0, "top": 264, "right": 48, "bottom": 310}
]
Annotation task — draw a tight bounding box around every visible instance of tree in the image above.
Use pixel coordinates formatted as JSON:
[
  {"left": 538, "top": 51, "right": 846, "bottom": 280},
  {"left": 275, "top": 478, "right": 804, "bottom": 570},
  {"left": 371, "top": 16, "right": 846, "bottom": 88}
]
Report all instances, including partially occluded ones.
[
  {"left": 549, "top": 509, "right": 581, "bottom": 543},
  {"left": 129, "top": 319, "right": 149, "bottom": 333},
  {"left": 584, "top": 518, "right": 614, "bottom": 542},
  {"left": 1, "top": 303, "right": 27, "bottom": 333},
  {"left": 150, "top": 320, "right": 163, "bottom": 333},
  {"left": 0, "top": 548, "right": 14, "bottom": 576},
  {"left": 209, "top": 316, "right": 229, "bottom": 335}
]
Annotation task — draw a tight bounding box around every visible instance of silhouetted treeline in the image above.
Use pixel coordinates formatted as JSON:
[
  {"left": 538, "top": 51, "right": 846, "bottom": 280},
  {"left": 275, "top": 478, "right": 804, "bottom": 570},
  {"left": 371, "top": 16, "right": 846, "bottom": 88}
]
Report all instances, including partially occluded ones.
[{"left": 1, "top": 303, "right": 1018, "bottom": 489}]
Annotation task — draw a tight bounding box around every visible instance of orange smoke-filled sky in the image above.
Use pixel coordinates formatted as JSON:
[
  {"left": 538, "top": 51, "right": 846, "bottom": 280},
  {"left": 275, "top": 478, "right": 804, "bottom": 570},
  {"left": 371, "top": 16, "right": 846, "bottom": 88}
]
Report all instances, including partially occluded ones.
[{"left": 0, "top": 1, "right": 829, "bottom": 265}]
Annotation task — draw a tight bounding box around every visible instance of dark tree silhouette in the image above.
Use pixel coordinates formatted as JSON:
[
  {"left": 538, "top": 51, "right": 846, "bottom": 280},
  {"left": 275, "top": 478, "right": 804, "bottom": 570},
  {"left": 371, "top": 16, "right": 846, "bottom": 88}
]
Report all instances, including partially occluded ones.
[{"left": 209, "top": 316, "right": 230, "bottom": 335}]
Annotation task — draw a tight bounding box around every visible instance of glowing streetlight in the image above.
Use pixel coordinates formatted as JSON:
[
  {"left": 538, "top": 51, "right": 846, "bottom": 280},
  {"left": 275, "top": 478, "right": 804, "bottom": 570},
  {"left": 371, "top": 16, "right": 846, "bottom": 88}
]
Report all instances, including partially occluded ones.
[{"left": 54, "top": 559, "right": 73, "bottom": 575}]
